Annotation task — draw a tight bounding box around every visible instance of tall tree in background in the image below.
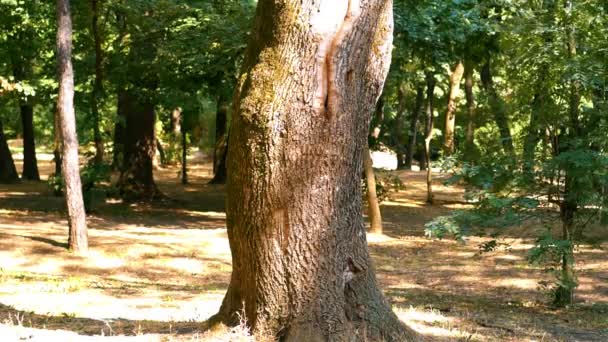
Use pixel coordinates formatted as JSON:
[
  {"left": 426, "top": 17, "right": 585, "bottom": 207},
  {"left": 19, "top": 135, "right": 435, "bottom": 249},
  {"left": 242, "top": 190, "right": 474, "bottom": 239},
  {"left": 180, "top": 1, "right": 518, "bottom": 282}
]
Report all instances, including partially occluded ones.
[
  {"left": 405, "top": 85, "right": 424, "bottom": 169},
  {"left": 212, "top": 0, "right": 417, "bottom": 340},
  {"left": 463, "top": 58, "right": 476, "bottom": 161},
  {"left": 56, "top": 0, "right": 88, "bottom": 254},
  {"left": 90, "top": 0, "right": 104, "bottom": 164},
  {"left": 364, "top": 146, "right": 383, "bottom": 234},
  {"left": 12, "top": 60, "right": 40, "bottom": 181},
  {"left": 115, "top": 9, "right": 160, "bottom": 200},
  {"left": 423, "top": 72, "right": 436, "bottom": 204},
  {"left": 480, "top": 58, "right": 514, "bottom": 154},
  {"left": 443, "top": 61, "right": 464, "bottom": 155},
  {"left": 0, "top": 117, "right": 19, "bottom": 183}
]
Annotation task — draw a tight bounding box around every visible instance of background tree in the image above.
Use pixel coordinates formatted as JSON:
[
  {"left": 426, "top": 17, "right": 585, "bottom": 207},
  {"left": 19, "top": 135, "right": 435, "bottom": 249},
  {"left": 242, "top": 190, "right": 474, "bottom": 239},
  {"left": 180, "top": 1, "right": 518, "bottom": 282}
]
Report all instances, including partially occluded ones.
[{"left": 57, "top": 0, "right": 88, "bottom": 253}]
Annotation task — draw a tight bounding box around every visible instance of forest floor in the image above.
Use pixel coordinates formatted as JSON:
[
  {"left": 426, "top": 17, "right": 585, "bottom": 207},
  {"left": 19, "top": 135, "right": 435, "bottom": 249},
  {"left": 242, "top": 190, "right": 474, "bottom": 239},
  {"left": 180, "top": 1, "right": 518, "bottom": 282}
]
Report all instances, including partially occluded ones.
[{"left": 0, "top": 149, "right": 607, "bottom": 341}]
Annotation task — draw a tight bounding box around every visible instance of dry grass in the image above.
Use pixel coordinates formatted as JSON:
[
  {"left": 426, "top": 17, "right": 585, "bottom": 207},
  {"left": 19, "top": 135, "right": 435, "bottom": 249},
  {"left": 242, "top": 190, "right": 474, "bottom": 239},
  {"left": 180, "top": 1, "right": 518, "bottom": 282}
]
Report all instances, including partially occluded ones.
[{"left": 0, "top": 150, "right": 607, "bottom": 341}]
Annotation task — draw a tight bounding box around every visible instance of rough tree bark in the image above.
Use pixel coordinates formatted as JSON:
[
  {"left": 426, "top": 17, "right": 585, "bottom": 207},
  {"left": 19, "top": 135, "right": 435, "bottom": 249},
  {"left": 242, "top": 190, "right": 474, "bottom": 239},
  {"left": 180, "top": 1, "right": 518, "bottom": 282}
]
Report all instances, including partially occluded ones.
[
  {"left": 480, "top": 59, "right": 514, "bottom": 154},
  {"left": 211, "top": 1, "right": 418, "bottom": 340},
  {"left": 0, "top": 118, "right": 19, "bottom": 183},
  {"left": 364, "top": 146, "right": 383, "bottom": 234},
  {"left": 443, "top": 61, "right": 464, "bottom": 156},
  {"left": 117, "top": 91, "right": 159, "bottom": 200},
  {"left": 90, "top": 0, "right": 105, "bottom": 164},
  {"left": 423, "top": 72, "right": 436, "bottom": 204},
  {"left": 57, "top": 0, "right": 88, "bottom": 254},
  {"left": 405, "top": 85, "right": 424, "bottom": 169},
  {"left": 463, "top": 59, "right": 476, "bottom": 162}
]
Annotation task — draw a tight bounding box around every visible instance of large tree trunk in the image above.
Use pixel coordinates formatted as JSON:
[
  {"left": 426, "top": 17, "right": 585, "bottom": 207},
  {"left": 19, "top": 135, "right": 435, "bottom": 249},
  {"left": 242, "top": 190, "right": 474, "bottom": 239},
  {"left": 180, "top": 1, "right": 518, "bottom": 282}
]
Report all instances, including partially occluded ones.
[
  {"left": 443, "top": 61, "right": 464, "bottom": 156},
  {"left": 423, "top": 73, "right": 436, "bottom": 204},
  {"left": 212, "top": 1, "right": 418, "bottom": 340},
  {"left": 57, "top": 0, "right": 88, "bottom": 254},
  {"left": 364, "top": 146, "right": 382, "bottom": 234},
  {"left": 463, "top": 59, "right": 476, "bottom": 162},
  {"left": 0, "top": 118, "right": 19, "bottom": 183},
  {"left": 117, "top": 91, "right": 159, "bottom": 200},
  {"left": 90, "top": 0, "right": 104, "bottom": 164},
  {"left": 405, "top": 85, "right": 424, "bottom": 169},
  {"left": 480, "top": 59, "right": 514, "bottom": 154}
]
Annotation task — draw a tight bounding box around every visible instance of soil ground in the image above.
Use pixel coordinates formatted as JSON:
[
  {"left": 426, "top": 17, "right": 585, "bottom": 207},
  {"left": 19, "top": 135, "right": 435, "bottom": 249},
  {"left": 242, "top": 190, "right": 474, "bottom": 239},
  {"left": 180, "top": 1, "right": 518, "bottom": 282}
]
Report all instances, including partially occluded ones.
[{"left": 0, "top": 149, "right": 607, "bottom": 341}]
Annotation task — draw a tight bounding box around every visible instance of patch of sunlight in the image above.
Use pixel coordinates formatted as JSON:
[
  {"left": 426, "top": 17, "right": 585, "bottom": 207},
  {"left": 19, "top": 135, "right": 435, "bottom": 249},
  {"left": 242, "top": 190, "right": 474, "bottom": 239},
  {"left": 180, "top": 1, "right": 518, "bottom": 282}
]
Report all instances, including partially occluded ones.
[
  {"left": 0, "top": 253, "right": 28, "bottom": 269},
  {"left": 579, "top": 261, "right": 608, "bottom": 270},
  {"left": 1, "top": 288, "right": 225, "bottom": 322},
  {"left": 443, "top": 203, "right": 471, "bottom": 209},
  {"left": 494, "top": 254, "right": 523, "bottom": 261},
  {"left": 381, "top": 200, "right": 424, "bottom": 208},
  {"left": 438, "top": 251, "right": 476, "bottom": 258},
  {"left": 0, "top": 191, "right": 31, "bottom": 198},
  {"left": 183, "top": 211, "right": 226, "bottom": 219},
  {"left": 160, "top": 258, "right": 204, "bottom": 274},
  {"left": 87, "top": 251, "right": 126, "bottom": 269},
  {"left": 366, "top": 233, "right": 397, "bottom": 243},
  {"left": 26, "top": 259, "right": 63, "bottom": 274},
  {"left": 396, "top": 306, "right": 476, "bottom": 340},
  {"left": 495, "top": 278, "right": 538, "bottom": 289},
  {"left": 395, "top": 306, "right": 451, "bottom": 324},
  {"left": 388, "top": 282, "right": 426, "bottom": 290}
]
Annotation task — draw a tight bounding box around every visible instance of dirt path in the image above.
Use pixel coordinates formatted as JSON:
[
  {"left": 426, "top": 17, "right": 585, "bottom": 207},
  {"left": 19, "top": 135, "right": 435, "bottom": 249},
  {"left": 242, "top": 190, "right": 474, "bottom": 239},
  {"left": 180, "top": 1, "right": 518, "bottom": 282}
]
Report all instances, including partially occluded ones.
[{"left": 0, "top": 157, "right": 607, "bottom": 341}]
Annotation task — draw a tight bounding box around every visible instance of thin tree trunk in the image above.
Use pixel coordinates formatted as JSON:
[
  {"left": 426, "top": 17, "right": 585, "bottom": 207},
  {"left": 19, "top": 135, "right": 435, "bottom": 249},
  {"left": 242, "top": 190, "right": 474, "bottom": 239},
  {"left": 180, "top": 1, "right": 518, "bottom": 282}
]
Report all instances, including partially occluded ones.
[
  {"left": 112, "top": 90, "right": 126, "bottom": 170},
  {"left": 211, "top": 1, "right": 418, "bottom": 340},
  {"left": 443, "top": 61, "right": 464, "bottom": 156},
  {"left": 405, "top": 86, "right": 424, "bottom": 169},
  {"left": 463, "top": 59, "right": 476, "bottom": 161},
  {"left": 90, "top": 0, "right": 104, "bottom": 164},
  {"left": 53, "top": 107, "right": 63, "bottom": 176},
  {"left": 19, "top": 104, "right": 40, "bottom": 180},
  {"left": 181, "top": 125, "right": 187, "bottom": 185},
  {"left": 57, "top": 0, "right": 88, "bottom": 254},
  {"left": 0, "top": 118, "right": 19, "bottom": 183},
  {"left": 480, "top": 59, "right": 514, "bottom": 154},
  {"left": 424, "top": 73, "right": 436, "bottom": 204},
  {"left": 554, "top": 2, "right": 580, "bottom": 306},
  {"left": 12, "top": 60, "right": 40, "bottom": 181},
  {"left": 395, "top": 84, "right": 408, "bottom": 168},
  {"left": 211, "top": 96, "right": 228, "bottom": 183},
  {"left": 364, "top": 146, "right": 382, "bottom": 234}
]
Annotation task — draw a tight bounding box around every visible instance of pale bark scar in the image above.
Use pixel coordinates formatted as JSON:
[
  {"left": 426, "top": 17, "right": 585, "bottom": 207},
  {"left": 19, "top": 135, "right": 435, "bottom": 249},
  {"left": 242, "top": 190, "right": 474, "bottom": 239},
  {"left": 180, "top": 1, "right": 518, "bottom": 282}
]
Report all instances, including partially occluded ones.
[{"left": 311, "top": 0, "right": 361, "bottom": 117}]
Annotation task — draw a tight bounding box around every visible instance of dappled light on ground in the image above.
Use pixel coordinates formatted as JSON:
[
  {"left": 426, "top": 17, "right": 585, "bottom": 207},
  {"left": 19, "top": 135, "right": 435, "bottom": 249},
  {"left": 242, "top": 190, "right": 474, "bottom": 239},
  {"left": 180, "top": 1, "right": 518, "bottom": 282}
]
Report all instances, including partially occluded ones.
[{"left": 0, "top": 159, "right": 606, "bottom": 340}]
